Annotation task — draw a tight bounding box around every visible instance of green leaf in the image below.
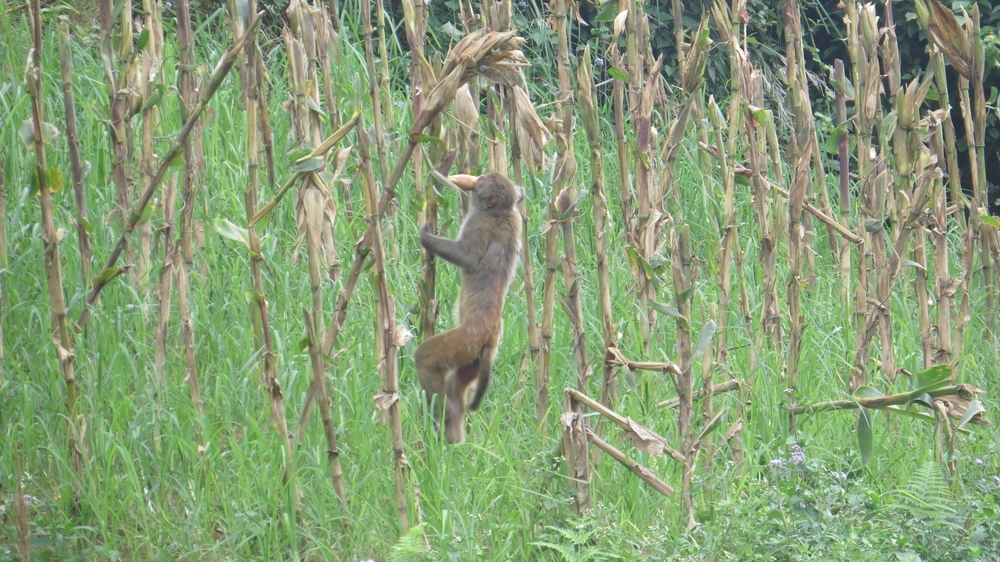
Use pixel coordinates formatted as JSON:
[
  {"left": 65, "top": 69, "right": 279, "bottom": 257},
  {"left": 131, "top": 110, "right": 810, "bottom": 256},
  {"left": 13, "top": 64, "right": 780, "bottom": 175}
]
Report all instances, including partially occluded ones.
[
  {"left": 748, "top": 105, "right": 768, "bottom": 125},
  {"left": 881, "top": 111, "right": 898, "bottom": 142},
  {"left": 91, "top": 266, "right": 128, "bottom": 288},
  {"left": 913, "top": 364, "right": 952, "bottom": 392},
  {"left": 136, "top": 201, "right": 154, "bottom": 226},
  {"left": 568, "top": 276, "right": 581, "bottom": 295},
  {"left": 825, "top": 124, "right": 849, "bottom": 154},
  {"left": 980, "top": 215, "right": 1000, "bottom": 229},
  {"left": 45, "top": 165, "right": 63, "bottom": 194},
  {"left": 650, "top": 300, "right": 689, "bottom": 330},
  {"left": 900, "top": 259, "right": 927, "bottom": 271},
  {"left": 409, "top": 133, "right": 445, "bottom": 149},
  {"left": 956, "top": 399, "right": 985, "bottom": 429},
  {"left": 293, "top": 157, "right": 325, "bottom": 173},
  {"left": 893, "top": 408, "right": 937, "bottom": 424},
  {"left": 854, "top": 385, "right": 884, "bottom": 399},
  {"left": 143, "top": 83, "right": 165, "bottom": 110},
  {"left": 594, "top": 5, "right": 621, "bottom": 22},
  {"left": 623, "top": 370, "right": 638, "bottom": 393},
  {"left": 608, "top": 66, "right": 629, "bottom": 82},
  {"left": 297, "top": 334, "right": 311, "bottom": 353},
  {"left": 214, "top": 217, "right": 250, "bottom": 250},
  {"left": 27, "top": 168, "right": 37, "bottom": 195},
  {"left": 111, "top": 0, "right": 126, "bottom": 21},
  {"left": 287, "top": 147, "right": 312, "bottom": 163},
  {"left": 168, "top": 153, "right": 187, "bottom": 171},
  {"left": 306, "top": 95, "right": 327, "bottom": 117},
  {"left": 692, "top": 319, "right": 716, "bottom": 358},
  {"left": 857, "top": 406, "right": 873, "bottom": 467},
  {"left": 137, "top": 28, "right": 150, "bottom": 51},
  {"left": 840, "top": 76, "right": 856, "bottom": 100},
  {"left": 625, "top": 245, "right": 654, "bottom": 280},
  {"left": 910, "top": 392, "right": 935, "bottom": 410},
  {"left": 235, "top": 0, "right": 250, "bottom": 27},
  {"left": 855, "top": 386, "right": 935, "bottom": 423},
  {"left": 864, "top": 220, "right": 884, "bottom": 233},
  {"left": 695, "top": 407, "right": 727, "bottom": 445}
]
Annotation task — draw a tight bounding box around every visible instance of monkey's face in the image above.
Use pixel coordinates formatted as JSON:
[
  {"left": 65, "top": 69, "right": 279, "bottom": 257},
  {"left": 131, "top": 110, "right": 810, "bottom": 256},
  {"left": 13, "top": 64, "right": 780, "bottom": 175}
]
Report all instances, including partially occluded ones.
[{"left": 472, "top": 172, "right": 523, "bottom": 212}]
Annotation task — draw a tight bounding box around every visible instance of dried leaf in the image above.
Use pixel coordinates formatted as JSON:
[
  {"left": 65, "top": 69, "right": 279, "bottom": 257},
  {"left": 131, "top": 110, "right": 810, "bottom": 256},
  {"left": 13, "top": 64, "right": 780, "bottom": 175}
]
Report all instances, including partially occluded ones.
[
  {"left": 613, "top": 10, "right": 628, "bottom": 41},
  {"left": 512, "top": 85, "right": 549, "bottom": 171},
  {"left": 576, "top": 46, "right": 600, "bottom": 146},
  {"left": 453, "top": 84, "right": 479, "bottom": 134},
  {"left": 915, "top": 0, "right": 972, "bottom": 78},
  {"left": 373, "top": 392, "right": 398, "bottom": 411},
  {"left": 392, "top": 324, "right": 414, "bottom": 347},
  {"left": 624, "top": 418, "right": 666, "bottom": 456}
]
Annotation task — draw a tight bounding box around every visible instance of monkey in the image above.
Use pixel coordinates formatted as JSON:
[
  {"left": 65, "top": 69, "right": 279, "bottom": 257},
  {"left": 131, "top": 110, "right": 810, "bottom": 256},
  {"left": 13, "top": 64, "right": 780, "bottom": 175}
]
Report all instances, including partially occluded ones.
[{"left": 414, "top": 172, "right": 523, "bottom": 443}]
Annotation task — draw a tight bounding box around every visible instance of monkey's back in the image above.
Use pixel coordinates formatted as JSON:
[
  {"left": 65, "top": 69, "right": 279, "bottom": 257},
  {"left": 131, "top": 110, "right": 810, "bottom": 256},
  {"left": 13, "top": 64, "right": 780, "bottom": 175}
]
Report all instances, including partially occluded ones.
[{"left": 455, "top": 209, "right": 522, "bottom": 342}]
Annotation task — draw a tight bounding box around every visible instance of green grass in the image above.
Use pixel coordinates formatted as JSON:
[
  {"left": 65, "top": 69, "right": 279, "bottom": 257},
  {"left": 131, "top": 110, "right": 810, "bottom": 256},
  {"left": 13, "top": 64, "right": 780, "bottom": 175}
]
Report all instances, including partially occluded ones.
[{"left": 1, "top": 5, "right": 999, "bottom": 561}]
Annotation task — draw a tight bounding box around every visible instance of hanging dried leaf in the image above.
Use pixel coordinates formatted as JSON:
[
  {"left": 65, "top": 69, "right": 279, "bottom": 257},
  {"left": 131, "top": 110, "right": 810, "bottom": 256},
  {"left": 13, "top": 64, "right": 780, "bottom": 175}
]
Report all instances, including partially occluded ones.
[
  {"left": 914, "top": 0, "right": 972, "bottom": 78},
  {"left": 613, "top": 10, "right": 628, "bottom": 42},
  {"left": 680, "top": 15, "right": 711, "bottom": 93},
  {"left": 512, "top": 85, "right": 549, "bottom": 171},
  {"left": 576, "top": 46, "right": 600, "bottom": 146},
  {"left": 453, "top": 84, "right": 479, "bottom": 136},
  {"left": 623, "top": 418, "right": 668, "bottom": 457}
]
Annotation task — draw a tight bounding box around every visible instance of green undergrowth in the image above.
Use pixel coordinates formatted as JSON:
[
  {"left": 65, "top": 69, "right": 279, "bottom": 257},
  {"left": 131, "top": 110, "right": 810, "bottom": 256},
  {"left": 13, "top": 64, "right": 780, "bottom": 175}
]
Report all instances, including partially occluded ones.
[{"left": 1, "top": 6, "right": 999, "bottom": 561}]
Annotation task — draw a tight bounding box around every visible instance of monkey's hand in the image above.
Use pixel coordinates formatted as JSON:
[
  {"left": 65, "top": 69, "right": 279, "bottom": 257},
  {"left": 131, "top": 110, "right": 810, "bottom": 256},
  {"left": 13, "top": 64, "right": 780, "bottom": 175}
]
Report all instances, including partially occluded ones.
[{"left": 420, "top": 222, "right": 435, "bottom": 248}]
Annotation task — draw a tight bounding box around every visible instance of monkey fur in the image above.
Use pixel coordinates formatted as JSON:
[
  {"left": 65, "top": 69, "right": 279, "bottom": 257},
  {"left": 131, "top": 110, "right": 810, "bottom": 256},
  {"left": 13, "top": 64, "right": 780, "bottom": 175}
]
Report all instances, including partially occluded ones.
[{"left": 414, "top": 172, "right": 523, "bottom": 443}]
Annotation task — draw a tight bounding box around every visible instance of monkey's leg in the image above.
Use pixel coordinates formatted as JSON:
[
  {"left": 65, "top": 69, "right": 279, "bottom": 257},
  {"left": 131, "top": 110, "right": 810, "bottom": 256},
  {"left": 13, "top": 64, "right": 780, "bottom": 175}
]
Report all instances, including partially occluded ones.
[
  {"left": 444, "top": 361, "right": 479, "bottom": 443},
  {"left": 415, "top": 328, "right": 481, "bottom": 443},
  {"left": 414, "top": 336, "right": 451, "bottom": 424},
  {"left": 467, "top": 349, "right": 495, "bottom": 411}
]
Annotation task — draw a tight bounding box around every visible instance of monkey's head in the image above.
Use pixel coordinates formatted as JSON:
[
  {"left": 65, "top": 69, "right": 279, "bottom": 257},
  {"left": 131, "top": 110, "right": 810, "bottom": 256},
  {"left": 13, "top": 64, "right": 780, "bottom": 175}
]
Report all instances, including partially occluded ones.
[{"left": 449, "top": 172, "right": 523, "bottom": 213}]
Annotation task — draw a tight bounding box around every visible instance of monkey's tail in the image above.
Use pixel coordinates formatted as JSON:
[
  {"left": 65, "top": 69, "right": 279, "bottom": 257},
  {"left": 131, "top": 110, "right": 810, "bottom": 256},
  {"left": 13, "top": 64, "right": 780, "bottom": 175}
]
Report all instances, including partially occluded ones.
[{"left": 467, "top": 355, "right": 491, "bottom": 411}]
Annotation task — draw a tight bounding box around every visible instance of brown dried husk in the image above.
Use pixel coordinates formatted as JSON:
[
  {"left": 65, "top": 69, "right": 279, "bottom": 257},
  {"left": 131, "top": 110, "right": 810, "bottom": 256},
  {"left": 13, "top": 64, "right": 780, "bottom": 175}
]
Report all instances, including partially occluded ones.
[
  {"left": 512, "top": 84, "right": 549, "bottom": 171},
  {"left": 412, "top": 30, "right": 528, "bottom": 135}
]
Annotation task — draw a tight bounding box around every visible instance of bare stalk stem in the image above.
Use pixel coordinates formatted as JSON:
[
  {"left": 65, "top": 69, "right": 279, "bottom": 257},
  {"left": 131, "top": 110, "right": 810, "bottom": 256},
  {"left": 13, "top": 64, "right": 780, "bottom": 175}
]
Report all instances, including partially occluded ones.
[
  {"left": 28, "top": 0, "right": 83, "bottom": 471},
  {"left": 362, "top": 0, "right": 390, "bottom": 181},
  {"left": 670, "top": 226, "right": 696, "bottom": 525},
  {"left": 176, "top": 0, "right": 203, "bottom": 416},
  {"left": 57, "top": 22, "right": 91, "bottom": 291},
  {"left": 234, "top": 2, "right": 298, "bottom": 511},
  {"left": 357, "top": 117, "right": 412, "bottom": 532}
]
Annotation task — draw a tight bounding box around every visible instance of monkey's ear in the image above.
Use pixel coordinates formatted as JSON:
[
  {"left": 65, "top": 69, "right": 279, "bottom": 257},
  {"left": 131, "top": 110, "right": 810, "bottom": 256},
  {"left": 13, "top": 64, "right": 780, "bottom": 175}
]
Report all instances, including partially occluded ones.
[{"left": 484, "top": 193, "right": 499, "bottom": 209}]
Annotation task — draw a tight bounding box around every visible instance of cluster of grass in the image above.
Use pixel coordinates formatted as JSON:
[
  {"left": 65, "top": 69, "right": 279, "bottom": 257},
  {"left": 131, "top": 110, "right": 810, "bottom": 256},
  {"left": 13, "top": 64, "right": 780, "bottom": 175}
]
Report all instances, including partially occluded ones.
[{"left": 0, "top": 2, "right": 998, "bottom": 561}]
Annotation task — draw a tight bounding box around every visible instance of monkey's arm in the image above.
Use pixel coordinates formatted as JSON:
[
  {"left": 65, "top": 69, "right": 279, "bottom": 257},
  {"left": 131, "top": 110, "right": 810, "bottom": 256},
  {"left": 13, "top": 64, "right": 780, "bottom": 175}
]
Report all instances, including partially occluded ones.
[{"left": 421, "top": 223, "right": 478, "bottom": 270}]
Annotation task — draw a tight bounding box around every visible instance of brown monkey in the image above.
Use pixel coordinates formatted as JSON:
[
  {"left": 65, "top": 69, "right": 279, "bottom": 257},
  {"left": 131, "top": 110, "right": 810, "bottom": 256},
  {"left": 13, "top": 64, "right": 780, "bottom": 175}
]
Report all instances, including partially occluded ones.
[{"left": 414, "top": 172, "right": 523, "bottom": 443}]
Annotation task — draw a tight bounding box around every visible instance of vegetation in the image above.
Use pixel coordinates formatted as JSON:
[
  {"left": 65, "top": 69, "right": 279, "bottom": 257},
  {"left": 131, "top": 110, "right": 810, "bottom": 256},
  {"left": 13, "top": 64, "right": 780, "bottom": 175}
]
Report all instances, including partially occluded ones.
[{"left": 1, "top": 0, "right": 999, "bottom": 560}]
